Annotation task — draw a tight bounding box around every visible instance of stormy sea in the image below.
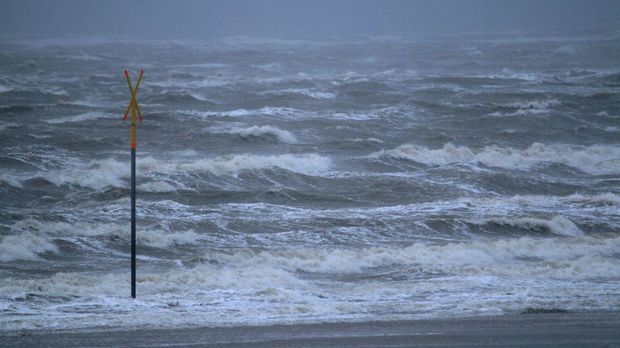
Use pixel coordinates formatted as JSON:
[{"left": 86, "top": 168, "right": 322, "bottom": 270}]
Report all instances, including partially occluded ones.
[{"left": 1, "top": 32, "right": 619, "bottom": 332}]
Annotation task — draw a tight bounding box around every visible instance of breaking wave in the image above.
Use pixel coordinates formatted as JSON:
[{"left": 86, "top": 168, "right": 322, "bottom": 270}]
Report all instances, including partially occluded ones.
[
  {"left": 262, "top": 88, "right": 336, "bottom": 99},
  {"left": 139, "top": 153, "right": 331, "bottom": 177},
  {"left": 492, "top": 99, "right": 561, "bottom": 116},
  {"left": 563, "top": 192, "right": 620, "bottom": 206},
  {"left": 137, "top": 180, "right": 178, "bottom": 193},
  {"left": 0, "top": 232, "right": 57, "bottom": 262},
  {"left": 148, "top": 89, "right": 215, "bottom": 104},
  {"left": 1, "top": 233, "right": 618, "bottom": 330},
  {"left": 27, "top": 153, "right": 331, "bottom": 189},
  {"left": 45, "top": 111, "right": 112, "bottom": 124},
  {"left": 468, "top": 215, "right": 584, "bottom": 237},
  {"left": 373, "top": 142, "right": 620, "bottom": 174},
  {"left": 12, "top": 234, "right": 620, "bottom": 279},
  {"left": 179, "top": 107, "right": 303, "bottom": 118},
  {"left": 1, "top": 219, "right": 207, "bottom": 261},
  {"left": 210, "top": 125, "right": 297, "bottom": 143}
]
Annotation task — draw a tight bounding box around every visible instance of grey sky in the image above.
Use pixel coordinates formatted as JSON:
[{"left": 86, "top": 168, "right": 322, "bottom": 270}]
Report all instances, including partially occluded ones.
[{"left": 1, "top": 0, "right": 619, "bottom": 39}]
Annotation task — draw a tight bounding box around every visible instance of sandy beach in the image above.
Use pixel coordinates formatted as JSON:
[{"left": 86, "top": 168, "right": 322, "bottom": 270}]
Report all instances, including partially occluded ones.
[{"left": 3, "top": 311, "right": 620, "bottom": 347}]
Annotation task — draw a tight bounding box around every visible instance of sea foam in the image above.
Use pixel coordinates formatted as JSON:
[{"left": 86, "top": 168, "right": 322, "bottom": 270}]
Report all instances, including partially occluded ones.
[
  {"left": 45, "top": 111, "right": 112, "bottom": 124},
  {"left": 373, "top": 142, "right": 620, "bottom": 175},
  {"left": 1, "top": 233, "right": 619, "bottom": 331},
  {"left": 469, "top": 215, "right": 584, "bottom": 237},
  {"left": 28, "top": 153, "right": 331, "bottom": 190},
  {"left": 5, "top": 219, "right": 206, "bottom": 256},
  {"left": 211, "top": 125, "right": 298, "bottom": 143},
  {"left": 0, "top": 232, "right": 57, "bottom": 262}
]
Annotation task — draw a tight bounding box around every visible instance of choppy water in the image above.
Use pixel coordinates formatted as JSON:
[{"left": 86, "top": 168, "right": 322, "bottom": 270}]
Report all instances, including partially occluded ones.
[{"left": 1, "top": 33, "right": 619, "bottom": 331}]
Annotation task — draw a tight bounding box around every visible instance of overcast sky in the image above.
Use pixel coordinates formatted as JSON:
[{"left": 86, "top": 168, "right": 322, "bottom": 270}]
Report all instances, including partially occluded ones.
[{"left": 1, "top": 0, "right": 619, "bottom": 40}]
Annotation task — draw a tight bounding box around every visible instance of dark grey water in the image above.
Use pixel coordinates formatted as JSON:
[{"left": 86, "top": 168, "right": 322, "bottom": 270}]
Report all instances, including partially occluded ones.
[{"left": 1, "top": 33, "right": 619, "bottom": 330}]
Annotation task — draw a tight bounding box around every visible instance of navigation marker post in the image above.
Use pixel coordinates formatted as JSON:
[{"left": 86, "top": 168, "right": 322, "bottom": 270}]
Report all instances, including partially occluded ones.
[{"left": 123, "top": 69, "right": 143, "bottom": 298}]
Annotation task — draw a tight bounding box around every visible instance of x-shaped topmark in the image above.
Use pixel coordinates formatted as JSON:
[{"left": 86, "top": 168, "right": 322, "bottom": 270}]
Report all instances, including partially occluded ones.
[{"left": 123, "top": 69, "right": 144, "bottom": 122}]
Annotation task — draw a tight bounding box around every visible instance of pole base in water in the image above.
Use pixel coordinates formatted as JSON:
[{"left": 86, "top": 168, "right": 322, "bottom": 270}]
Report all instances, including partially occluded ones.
[{"left": 131, "top": 147, "right": 136, "bottom": 298}]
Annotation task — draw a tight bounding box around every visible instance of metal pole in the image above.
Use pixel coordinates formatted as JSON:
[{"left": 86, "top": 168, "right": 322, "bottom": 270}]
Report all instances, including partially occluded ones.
[
  {"left": 124, "top": 69, "right": 143, "bottom": 299},
  {"left": 131, "top": 147, "right": 136, "bottom": 298}
]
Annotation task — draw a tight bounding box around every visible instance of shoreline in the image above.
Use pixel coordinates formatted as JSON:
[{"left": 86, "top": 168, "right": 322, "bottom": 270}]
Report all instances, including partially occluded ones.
[{"left": 3, "top": 311, "right": 620, "bottom": 347}]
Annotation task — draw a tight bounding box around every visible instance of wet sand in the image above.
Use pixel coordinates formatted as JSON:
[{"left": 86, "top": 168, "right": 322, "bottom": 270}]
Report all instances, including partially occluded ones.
[{"left": 2, "top": 311, "right": 620, "bottom": 347}]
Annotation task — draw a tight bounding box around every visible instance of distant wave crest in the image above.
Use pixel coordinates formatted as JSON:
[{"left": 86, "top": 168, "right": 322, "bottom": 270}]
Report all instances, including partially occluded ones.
[
  {"left": 372, "top": 142, "right": 620, "bottom": 175},
  {"left": 26, "top": 153, "right": 331, "bottom": 190},
  {"left": 210, "top": 125, "right": 297, "bottom": 143}
]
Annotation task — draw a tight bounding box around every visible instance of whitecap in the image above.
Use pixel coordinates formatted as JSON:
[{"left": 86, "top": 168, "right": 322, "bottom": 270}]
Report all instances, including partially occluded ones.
[
  {"left": 563, "top": 192, "right": 620, "bottom": 206},
  {"left": 471, "top": 215, "right": 584, "bottom": 237},
  {"left": 46, "top": 111, "right": 112, "bottom": 124},
  {"left": 262, "top": 88, "right": 336, "bottom": 99},
  {"left": 0, "top": 232, "right": 57, "bottom": 262},
  {"left": 371, "top": 142, "right": 620, "bottom": 175},
  {"left": 138, "top": 181, "right": 178, "bottom": 193},
  {"left": 507, "top": 99, "right": 561, "bottom": 115},
  {"left": 209, "top": 125, "right": 297, "bottom": 144},
  {"left": 179, "top": 107, "right": 303, "bottom": 118},
  {"left": 32, "top": 152, "right": 331, "bottom": 189},
  {"left": 10, "top": 219, "right": 204, "bottom": 249},
  {"left": 1, "top": 234, "right": 619, "bottom": 331}
]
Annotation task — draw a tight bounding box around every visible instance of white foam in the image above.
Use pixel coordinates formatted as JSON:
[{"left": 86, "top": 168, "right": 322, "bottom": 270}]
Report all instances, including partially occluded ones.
[
  {"left": 67, "top": 53, "right": 102, "bottom": 61},
  {"left": 212, "top": 125, "right": 297, "bottom": 144},
  {"left": 347, "top": 137, "right": 384, "bottom": 143},
  {"left": 35, "top": 153, "right": 331, "bottom": 189},
  {"left": 151, "top": 78, "right": 229, "bottom": 89},
  {"left": 372, "top": 142, "right": 620, "bottom": 175},
  {"left": 139, "top": 229, "right": 204, "bottom": 248},
  {"left": 165, "top": 89, "right": 213, "bottom": 101},
  {"left": 331, "top": 111, "right": 382, "bottom": 120},
  {"left": 1, "top": 234, "right": 619, "bottom": 331},
  {"left": 41, "top": 87, "right": 69, "bottom": 96},
  {"left": 563, "top": 192, "right": 620, "bottom": 206},
  {"left": 284, "top": 236, "right": 616, "bottom": 277},
  {"left": 373, "top": 143, "right": 474, "bottom": 166},
  {"left": 180, "top": 107, "right": 302, "bottom": 118},
  {"left": 263, "top": 88, "right": 336, "bottom": 99},
  {"left": 10, "top": 219, "right": 204, "bottom": 249},
  {"left": 489, "top": 99, "right": 560, "bottom": 117},
  {"left": 45, "top": 111, "right": 112, "bottom": 124},
  {"left": 141, "top": 153, "right": 331, "bottom": 177},
  {"left": 497, "top": 192, "right": 620, "bottom": 209},
  {"left": 69, "top": 97, "right": 115, "bottom": 108},
  {"left": 138, "top": 181, "right": 178, "bottom": 192},
  {"left": 217, "top": 193, "right": 619, "bottom": 232},
  {"left": 0, "top": 173, "right": 24, "bottom": 188},
  {"left": 497, "top": 69, "right": 545, "bottom": 82},
  {"left": 470, "top": 215, "right": 584, "bottom": 237},
  {"left": 0, "top": 84, "right": 12, "bottom": 93},
  {"left": 43, "top": 158, "right": 128, "bottom": 190},
  {"left": 28, "top": 133, "right": 53, "bottom": 139},
  {"left": 178, "top": 63, "right": 229, "bottom": 69},
  {"left": 14, "top": 219, "right": 121, "bottom": 239},
  {"left": 252, "top": 63, "right": 282, "bottom": 71},
  {"left": 0, "top": 232, "right": 57, "bottom": 262},
  {"left": 507, "top": 99, "right": 561, "bottom": 115}
]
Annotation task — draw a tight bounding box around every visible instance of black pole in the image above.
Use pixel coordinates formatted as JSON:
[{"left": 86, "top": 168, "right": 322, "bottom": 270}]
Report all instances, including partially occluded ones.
[
  {"left": 131, "top": 147, "right": 136, "bottom": 298},
  {"left": 124, "top": 68, "right": 143, "bottom": 299}
]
